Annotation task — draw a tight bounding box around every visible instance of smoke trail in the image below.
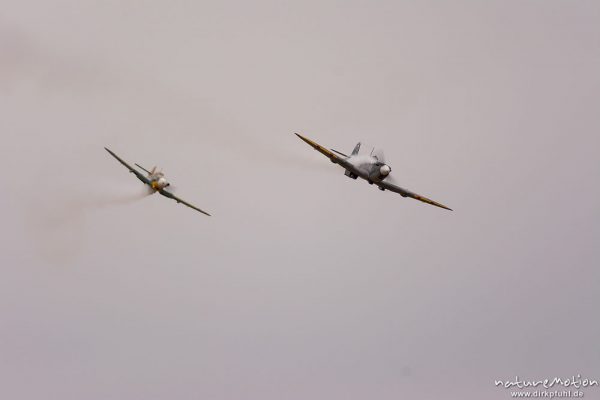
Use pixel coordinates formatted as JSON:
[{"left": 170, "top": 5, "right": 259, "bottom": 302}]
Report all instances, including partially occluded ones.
[
  {"left": 24, "top": 186, "right": 152, "bottom": 265},
  {"left": 82, "top": 187, "right": 153, "bottom": 208}
]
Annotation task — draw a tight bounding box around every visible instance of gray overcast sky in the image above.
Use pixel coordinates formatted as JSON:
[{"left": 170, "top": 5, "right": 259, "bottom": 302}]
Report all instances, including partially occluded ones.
[{"left": 1, "top": 1, "right": 599, "bottom": 399}]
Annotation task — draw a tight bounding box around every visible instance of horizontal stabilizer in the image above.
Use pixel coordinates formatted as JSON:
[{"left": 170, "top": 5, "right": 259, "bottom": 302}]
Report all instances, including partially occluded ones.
[
  {"left": 134, "top": 163, "right": 151, "bottom": 175},
  {"left": 330, "top": 148, "right": 349, "bottom": 157}
]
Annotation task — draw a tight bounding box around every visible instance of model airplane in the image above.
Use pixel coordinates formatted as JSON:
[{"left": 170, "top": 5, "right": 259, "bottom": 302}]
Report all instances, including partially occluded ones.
[
  {"left": 104, "top": 147, "right": 211, "bottom": 216},
  {"left": 295, "top": 133, "right": 452, "bottom": 211}
]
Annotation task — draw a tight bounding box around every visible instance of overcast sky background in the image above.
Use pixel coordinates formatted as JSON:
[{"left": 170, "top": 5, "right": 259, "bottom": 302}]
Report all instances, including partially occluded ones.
[{"left": 1, "top": 1, "right": 599, "bottom": 399}]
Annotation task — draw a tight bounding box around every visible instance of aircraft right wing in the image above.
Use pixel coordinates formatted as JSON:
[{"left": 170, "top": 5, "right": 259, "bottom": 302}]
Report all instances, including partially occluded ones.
[
  {"left": 378, "top": 179, "right": 453, "bottom": 211},
  {"left": 158, "top": 189, "right": 211, "bottom": 216},
  {"left": 104, "top": 147, "right": 151, "bottom": 185}
]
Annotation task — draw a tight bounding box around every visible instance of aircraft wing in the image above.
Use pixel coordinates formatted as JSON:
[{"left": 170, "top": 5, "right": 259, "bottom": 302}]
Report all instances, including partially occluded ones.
[
  {"left": 295, "top": 133, "right": 344, "bottom": 163},
  {"left": 105, "top": 147, "right": 151, "bottom": 185},
  {"left": 378, "top": 179, "right": 452, "bottom": 211},
  {"left": 158, "top": 189, "right": 211, "bottom": 216}
]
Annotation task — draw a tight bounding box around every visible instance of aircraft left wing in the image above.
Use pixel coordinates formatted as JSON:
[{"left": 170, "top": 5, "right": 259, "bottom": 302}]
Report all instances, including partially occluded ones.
[
  {"left": 378, "top": 179, "right": 452, "bottom": 211},
  {"left": 158, "top": 189, "right": 211, "bottom": 216},
  {"left": 295, "top": 133, "right": 344, "bottom": 162},
  {"left": 105, "top": 147, "right": 151, "bottom": 185}
]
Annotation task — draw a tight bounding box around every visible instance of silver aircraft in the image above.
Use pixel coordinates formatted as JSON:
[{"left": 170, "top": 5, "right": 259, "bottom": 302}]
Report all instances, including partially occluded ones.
[
  {"left": 295, "top": 133, "right": 452, "bottom": 211},
  {"left": 104, "top": 147, "right": 211, "bottom": 216}
]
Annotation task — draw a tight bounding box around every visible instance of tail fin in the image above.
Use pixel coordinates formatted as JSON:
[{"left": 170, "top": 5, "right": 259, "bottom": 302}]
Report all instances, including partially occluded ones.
[{"left": 351, "top": 142, "right": 361, "bottom": 156}]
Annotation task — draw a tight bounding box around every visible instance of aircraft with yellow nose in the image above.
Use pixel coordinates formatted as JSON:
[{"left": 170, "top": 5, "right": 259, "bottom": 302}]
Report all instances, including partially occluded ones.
[{"left": 104, "top": 147, "right": 211, "bottom": 216}]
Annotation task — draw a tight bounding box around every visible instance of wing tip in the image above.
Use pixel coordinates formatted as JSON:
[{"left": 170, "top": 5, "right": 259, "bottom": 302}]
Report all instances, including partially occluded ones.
[
  {"left": 433, "top": 201, "right": 453, "bottom": 211},
  {"left": 104, "top": 147, "right": 119, "bottom": 158},
  {"left": 198, "top": 208, "right": 212, "bottom": 216},
  {"left": 104, "top": 146, "right": 120, "bottom": 160},
  {"left": 294, "top": 132, "right": 308, "bottom": 143},
  {"left": 294, "top": 132, "right": 314, "bottom": 145},
  {"left": 294, "top": 132, "right": 314, "bottom": 148},
  {"left": 412, "top": 194, "right": 453, "bottom": 211},
  {"left": 431, "top": 201, "right": 453, "bottom": 211}
]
